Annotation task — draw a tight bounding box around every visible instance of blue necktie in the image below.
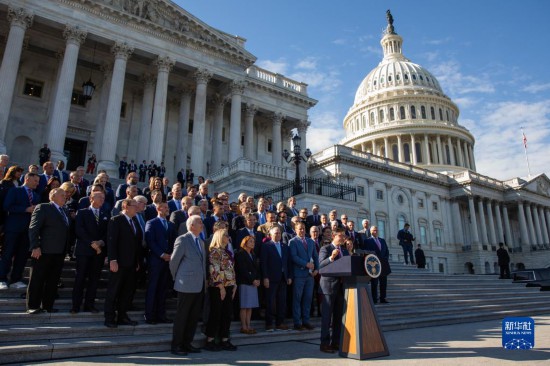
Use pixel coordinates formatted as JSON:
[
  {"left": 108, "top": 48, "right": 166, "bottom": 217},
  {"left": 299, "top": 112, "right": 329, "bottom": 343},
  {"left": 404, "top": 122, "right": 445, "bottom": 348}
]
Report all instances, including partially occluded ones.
[
  {"left": 195, "top": 237, "right": 203, "bottom": 260},
  {"left": 162, "top": 219, "right": 168, "bottom": 231}
]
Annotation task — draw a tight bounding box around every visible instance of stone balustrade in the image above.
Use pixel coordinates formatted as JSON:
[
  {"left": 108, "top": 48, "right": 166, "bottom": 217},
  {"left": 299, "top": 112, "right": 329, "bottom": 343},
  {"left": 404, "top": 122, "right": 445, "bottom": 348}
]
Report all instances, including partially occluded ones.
[
  {"left": 246, "top": 65, "right": 308, "bottom": 95},
  {"left": 209, "top": 157, "right": 295, "bottom": 182}
]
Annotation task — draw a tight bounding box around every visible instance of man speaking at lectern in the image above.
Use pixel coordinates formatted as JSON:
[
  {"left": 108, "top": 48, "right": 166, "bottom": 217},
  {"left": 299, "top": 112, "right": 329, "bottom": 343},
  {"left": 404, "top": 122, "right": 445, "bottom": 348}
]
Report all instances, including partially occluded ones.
[{"left": 318, "top": 228, "right": 349, "bottom": 353}]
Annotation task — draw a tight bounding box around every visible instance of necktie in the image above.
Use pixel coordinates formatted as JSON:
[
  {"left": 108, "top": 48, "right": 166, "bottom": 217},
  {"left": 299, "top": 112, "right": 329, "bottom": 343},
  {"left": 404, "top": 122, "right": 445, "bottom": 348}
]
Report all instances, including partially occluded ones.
[
  {"left": 195, "top": 237, "right": 203, "bottom": 258},
  {"left": 26, "top": 188, "right": 33, "bottom": 205},
  {"left": 129, "top": 218, "right": 136, "bottom": 234},
  {"left": 162, "top": 219, "right": 168, "bottom": 231},
  {"left": 176, "top": 200, "right": 181, "bottom": 210},
  {"left": 58, "top": 207, "right": 68, "bottom": 225},
  {"left": 93, "top": 208, "right": 99, "bottom": 224},
  {"left": 275, "top": 242, "right": 282, "bottom": 257},
  {"left": 337, "top": 246, "right": 342, "bottom": 258},
  {"left": 375, "top": 238, "right": 381, "bottom": 250},
  {"left": 302, "top": 238, "right": 308, "bottom": 252}
]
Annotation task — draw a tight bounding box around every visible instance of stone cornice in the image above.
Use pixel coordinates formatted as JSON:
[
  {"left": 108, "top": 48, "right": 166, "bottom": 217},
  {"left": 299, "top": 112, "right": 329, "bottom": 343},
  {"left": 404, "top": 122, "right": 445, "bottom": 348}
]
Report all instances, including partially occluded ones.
[
  {"left": 57, "top": 0, "right": 256, "bottom": 68},
  {"left": 245, "top": 79, "right": 317, "bottom": 109}
]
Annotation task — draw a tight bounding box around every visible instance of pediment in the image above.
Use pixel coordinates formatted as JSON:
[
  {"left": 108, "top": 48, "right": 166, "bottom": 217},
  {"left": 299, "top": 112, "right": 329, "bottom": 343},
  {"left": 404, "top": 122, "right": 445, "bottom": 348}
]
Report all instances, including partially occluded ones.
[
  {"left": 522, "top": 174, "right": 550, "bottom": 197},
  {"left": 73, "top": 0, "right": 256, "bottom": 66}
]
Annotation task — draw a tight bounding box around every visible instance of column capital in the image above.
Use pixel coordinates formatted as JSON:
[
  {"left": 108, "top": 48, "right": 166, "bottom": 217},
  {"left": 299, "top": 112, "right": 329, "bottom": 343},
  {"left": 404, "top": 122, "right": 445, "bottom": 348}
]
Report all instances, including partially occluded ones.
[
  {"left": 244, "top": 104, "right": 258, "bottom": 117},
  {"left": 176, "top": 86, "right": 194, "bottom": 96},
  {"left": 271, "top": 112, "right": 284, "bottom": 125},
  {"left": 140, "top": 72, "right": 156, "bottom": 86},
  {"left": 63, "top": 25, "right": 87, "bottom": 45},
  {"left": 111, "top": 41, "right": 134, "bottom": 60},
  {"left": 154, "top": 55, "right": 174, "bottom": 73},
  {"left": 296, "top": 119, "right": 311, "bottom": 132},
  {"left": 7, "top": 7, "right": 33, "bottom": 29},
  {"left": 211, "top": 93, "right": 228, "bottom": 107},
  {"left": 100, "top": 63, "right": 113, "bottom": 80},
  {"left": 194, "top": 68, "right": 213, "bottom": 85},
  {"left": 230, "top": 79, "right": 246, "bottom": 95}
]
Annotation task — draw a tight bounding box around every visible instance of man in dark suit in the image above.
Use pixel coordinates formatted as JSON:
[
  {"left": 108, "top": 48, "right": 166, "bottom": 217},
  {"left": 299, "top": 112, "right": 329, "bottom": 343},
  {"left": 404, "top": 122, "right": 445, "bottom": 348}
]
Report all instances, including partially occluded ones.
[
  {"left": 0, "top": 172, "right": 40, "bottom": 290},
  {"left": 261, "top": 226, "right": 293, "bottom": 331},
  {"left": 397, "top": 223, "right": 415, "bottom": 265},
  {"left": 497, "top": 242, "right": 510, "bottom": 279},
  {"left": 167, "top": 184, "right": 183, "bottom": 215},
  {"left": 319, "top": 227, "right": 349, "bottom": 353},
  {"left": 104, "top": 199, "right": 143, "bottom": 328},
  {"left": 170, "top": 215, "right": 207, "bottom": 356},
  {"left": 128, "top": 160, "right": 138, "bottom": 173},
  {"left": 204, "top": 203, "right": 225, "bottom": 238},
  {"left": 71, "top": 191, "right": 110, "bottom": 313},
  {"left": 305, "top": 204, "right": 321, "bottom": 234},
  {"left": 169, "top": 196, "right": 193, "bottom": 236},
  {"left": 36, "top": 161, "right": 55, "bottom": 195},
  {"left": 115, "top": 172, "right": 142, "bottom": 201},
  {"left": 235, "top": 213, "right": 264, "bottom": 257},
  {"left": 75, "top": 166, "right": 90, "bottom": 193},
  {"left": 358, "top": 219, "right": 371, "bottom": 244},
  {"left": 176, "top": 169, "right": 185, "bottom": 187},
  {"left": 138, "top": 160, "right": 147, "bottom": 183},
  {"left": 346, "top": 220, "right": 363, "bottom": 251},
  {"left": 144, "top": 202, "right": 176, "bottom": 324},
  {"left": 362, "top": 226, "right": 391, "bottom": 304},
  {"left": 53, "top": 160, "right": 69, "bottom": 184},
  {"left": 289, "top": 222, "right": 319, "bottom": 330},
  {"left": 118, "top": 157, "right": 128, "bottom": 179},
  {"left": 27, "top": 188, "right": 70, "bottom": 313}
]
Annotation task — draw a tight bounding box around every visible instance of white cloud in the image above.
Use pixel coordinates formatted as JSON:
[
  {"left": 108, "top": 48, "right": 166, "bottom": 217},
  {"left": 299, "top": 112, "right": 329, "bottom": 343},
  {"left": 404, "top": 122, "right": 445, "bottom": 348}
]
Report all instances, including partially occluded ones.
[
  {"left": 295, "top": 58, "right": 317, "bottom": 70},
  {"left": 522, "top": 82, "right": 550, "bottom": 93},
  {"left": 256, "top": 59, "right": 288, "bottom": 75},
  {"left": 306, "top": 110, "right": 344, "bottom": 152},
  {"left": 423, "top": 37, "right": 452, "bottom": 45},
  {"left": 332, "top": 38, "right": 347, "bottom": 45},
  {"left": 429, "top": 60, "right": 495, "bottom": 95}
]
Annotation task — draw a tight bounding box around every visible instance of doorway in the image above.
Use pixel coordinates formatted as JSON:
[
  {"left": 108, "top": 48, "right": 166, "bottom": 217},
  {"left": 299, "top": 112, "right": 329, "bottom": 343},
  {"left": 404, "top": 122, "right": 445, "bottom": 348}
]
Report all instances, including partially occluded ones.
[{"left": 63, "top": 138, "right": 87, "bottom": 171}]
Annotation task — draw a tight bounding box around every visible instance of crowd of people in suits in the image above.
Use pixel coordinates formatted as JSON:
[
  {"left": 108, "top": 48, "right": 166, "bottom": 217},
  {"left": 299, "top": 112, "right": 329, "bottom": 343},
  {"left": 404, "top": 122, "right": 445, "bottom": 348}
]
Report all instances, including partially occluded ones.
[{"left": 0, "top": 153, "right": 394, "bottom": 356}]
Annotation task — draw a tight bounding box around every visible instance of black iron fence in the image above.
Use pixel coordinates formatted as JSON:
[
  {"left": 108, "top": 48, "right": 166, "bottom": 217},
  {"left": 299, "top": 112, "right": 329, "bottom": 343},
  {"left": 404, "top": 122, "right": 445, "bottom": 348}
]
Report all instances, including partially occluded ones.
[{"left": 254, "top": 177, "right": 356, "bottom": 202}]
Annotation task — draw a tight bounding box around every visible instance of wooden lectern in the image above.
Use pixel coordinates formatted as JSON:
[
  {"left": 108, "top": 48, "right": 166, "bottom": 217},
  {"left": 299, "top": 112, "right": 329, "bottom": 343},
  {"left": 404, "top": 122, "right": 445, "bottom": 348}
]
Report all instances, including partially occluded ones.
[{"left": 319, "top": 255, "right": 389, "bottom": 360}]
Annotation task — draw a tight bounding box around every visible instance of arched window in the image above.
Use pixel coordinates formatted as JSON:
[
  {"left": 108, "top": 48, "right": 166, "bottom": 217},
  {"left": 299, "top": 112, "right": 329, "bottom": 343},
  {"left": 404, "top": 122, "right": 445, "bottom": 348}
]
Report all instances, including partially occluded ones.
[
  {"left": 379, "top": 109, "right": 384, "bottom": 123},
  {"left": 445, "top": 144, "right": 451, "bottom": 164},
  {"left": 388, "top": 75, "right": 392, "bottom": 82},
  {"left": 397, "top": 214, "right": 406, "bottom": 229},
  {"left": 396, "top": 74, "right": 401, "bottom": 81},
  {"left": 404, "top": 143, "right": 411, "bottom": 163},
  {"left": 412, "top": 74, "right": 417, "bottom": 80},
  {"left": 421, "top": 106, "right": 426, "bottom": 119},
  {"left": 404, "top": 74, "right": 409, "bottom": 80},
  {"left": 362, "top": 114, "right": 367, "bottom": 128},
  {"left": 389, "top": 107, "right": 395, "bottom": 121},
  {"left": 399, "top": 106, "right": 406, "bottom": 119},
  {"left": 430, "top": 106, "right": 435, "bottom": 120},
  {"left": 410, "top": 106, "right": 417, "bottom": 119},
  {"left": 392, "top": 144, "right": 399, "bottom": 162},
  {"left": 419, "top": 226, "right": 427, "bottom": 245},
  {"left": 415, "top": 142, "right": 423, "bottom": 163},
  {"left": 439, "top": 108, "right": 443, "bottom": 121},
  {"left": 370, "top": 111, "right": 375, "bottom": 125},
  {"left": 446, "top": 110, "right": 450, "bottom": 121}
]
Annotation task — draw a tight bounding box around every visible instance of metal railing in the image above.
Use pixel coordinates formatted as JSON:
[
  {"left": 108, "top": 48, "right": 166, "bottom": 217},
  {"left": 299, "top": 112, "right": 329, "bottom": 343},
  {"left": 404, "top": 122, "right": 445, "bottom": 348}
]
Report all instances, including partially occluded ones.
[{"left": 254, "top": 177, "right": 356, "bottom": 202}]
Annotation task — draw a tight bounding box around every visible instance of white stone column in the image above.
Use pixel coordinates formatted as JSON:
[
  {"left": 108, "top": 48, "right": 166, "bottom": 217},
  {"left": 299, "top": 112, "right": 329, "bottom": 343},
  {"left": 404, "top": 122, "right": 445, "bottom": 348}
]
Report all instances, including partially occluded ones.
[
  {"left": 97, "top": 42, "right": 134, "bottom": 174},
  {"left": 210, "top": 95, "right": 226, "bottom": 172},
  {"left": 447, "top": 136, "right": 456, "bottom": 166},
  {"left": 494, "top": 202, "right": 505, "bottom": 244},
  {"left": 517, "top": 201, "right": 530, "bottom": 247},
  {"left": 147, "top": 56, "right": 174, "bottom": 164},
  {"left": 456, "top": 139, "right": 464, "bottom": 167},
  {"left": 525, "top": 203, "right": 537, "bottom": 245},
  {"left": 0, "top": 7, "right": 33, "bottom": 153},
  {"left": 46, "top": 25, "right": 87, "bottom": 164},
  {"left": 477, "top": 199, "right": 489, "bottom": 246},
  {"left": 190, "top": 68, "right": 212, "bottom": 176},
  {"left": 545, "top": 209, "right": 550, "bottom": 243},
  {"left": 228, "top": 80, "right": 245, "bottom": 163},
  {"left": 271, "top": 112, "right": 283, "bottom": 166},
  {"left": 468, "top": 196, "right": 480, "bottom": 249},
  {"left": 451, "top": 200, "right": 464, "bottom": 246},
  {"left": 532, "top": 205, "right": 543, "bottom": 245},
  {"left": 502, "top": 205, "right": 513, "bottom": 247},
  {"left": 436, "top": 135, "right": 443, "bottom": 164},
  {"left": 486, "top": 200, "right": 497, "bottom": 246},
  {"left": 244, "top": 104, "right": 257, "bottom": 160},
  {"left": 397, "top": 135, "right": 404, "bottom": 162},
  {"left": 410, "top": 134, "right": 417, "bottom": 164},
  {"left": 423, "top": 134, "right": 430, "bottom": 165},
  {"left": 384, "top": 137, "right": 390, "bottom": 159},
  {"left": 372, "top": 139, "right": 377, "bottom": 157},
  {"left": 175, "top": 87, "right": 193, "bottom": 174},
  {"left": 136, "top": 73, "right": 156, "bottom": 164},
  {"left": 468, "top": 144, "right": 476, "bottom": 171},
  {"left": 539, "top": 206, "right": 550, "bottom": 244}
]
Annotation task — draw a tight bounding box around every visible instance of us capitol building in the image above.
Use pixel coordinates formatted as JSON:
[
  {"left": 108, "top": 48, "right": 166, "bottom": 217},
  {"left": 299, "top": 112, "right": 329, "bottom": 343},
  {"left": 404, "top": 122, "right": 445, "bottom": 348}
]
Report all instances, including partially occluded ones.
[{"left": 1, "top": 1, "right": 550, "bottom": 274}]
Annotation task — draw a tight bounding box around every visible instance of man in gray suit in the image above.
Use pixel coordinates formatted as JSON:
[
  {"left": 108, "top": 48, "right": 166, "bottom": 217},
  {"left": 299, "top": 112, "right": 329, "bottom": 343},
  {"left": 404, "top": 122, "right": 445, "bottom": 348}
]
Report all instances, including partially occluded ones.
[
  {"left": 169, "top": 215, "right": 206, "bottom": 356},
  {"left": 27, "top": 188, "right": 70, "bottom": 314}
]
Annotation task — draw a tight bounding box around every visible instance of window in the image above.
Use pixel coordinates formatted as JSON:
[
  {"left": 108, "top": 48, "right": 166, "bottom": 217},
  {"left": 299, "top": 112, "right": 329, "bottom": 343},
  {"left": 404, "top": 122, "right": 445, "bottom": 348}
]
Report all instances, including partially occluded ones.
[
  {"left": 362, "top": 115, "right": 366, "bottom": 128},
  {"left": 388, "top": 75, "right": 392, "bottom": 82},
  {"left": 397, "top": 214, "right": 406, "bottom": 229},
  {"left": 430, "top": 106, "right": 435, "bottom": 120},
  {"left": 71, "top": 90, "right": 87, "bottom": 106},
  {"left": 267, "top": 139, "right": 272, "bottom": 152},
  {"left": 370, "top": 111, "right": 375, "bottom": 125},
  {"left": 389, "top": 107, "right": 395, "bottom": 121},
  {"left": 376, "top": 190, "right": 384, "bottom": 200},
  {"left": 396, "top": 74, "right": 401, "bottom": 81},
  {"left": 392, "top": 145, "right": 399, "bottom": 162},
  {"left": 241, "top": 134, "right": 245, "bottom": 146},
  {"left": 23, "top": 79, "right": 43, "bottom": 98},
  {"left": 432, "top": 201, "right": 438, "bottom": 211},
  {"left": 410, "top": 106, "right": 416, "bottom": 119},
  {"left": 399, "top": 106, "right": 406, "bottom": 119},
  {"left": 446, "top": 110, "right": 450, "bottom": 121},
  {"left": 188, "top": 120, "right": 194, "bottom": 133},
  {"left": 397, "top": 195, "right": 404, "bottom": 205},
  {"left": 435, "top": 228, "right": 443, "bottom": 246},
  {"left": 418, "top": 198, "right": 424, "bottom": 208},
  {"left": 439, "top": 263, "right": 445, "bottom": 273},
  {"left": 357, "top": 186, "right": 365, "bottom": 196},
  {"left": 419, "top": 226, "right": 427, "bottom": 245},
  {"left": 222, "top": 127, "right": 226, "bottom": 142},
  {"left": 377, "top": 219, "right": 386, "bottom": 239},
  {"left": 379, "top": 109, "right": 384, "bottom": 122},
  {"left": 439, "top": 108, "right": 443, "bottom": 121},
  {"left": 419, "top": 75, "right": 424, "bottom": 81},
  {"left": 415, "top": 142, "right": 423, "bottom": 163},
  {"left": 120, "top": 102, "right": 127, "bottom": 118},
  {"left": 404, "top": 74, "right": 409, "bottom": 80},
  {"left": 421, "top": 106, "right": 426, "bottom": 119},
  {"left": 404, "top": 143, "right": 411, "bottom": 163}
]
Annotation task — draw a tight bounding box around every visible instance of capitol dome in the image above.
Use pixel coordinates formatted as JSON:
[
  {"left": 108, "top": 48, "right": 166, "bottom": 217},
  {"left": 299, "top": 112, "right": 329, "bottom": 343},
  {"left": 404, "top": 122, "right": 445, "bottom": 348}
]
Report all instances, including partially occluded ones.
[{"left": 341, "top": 11, "right": 476, "bottom": 173}]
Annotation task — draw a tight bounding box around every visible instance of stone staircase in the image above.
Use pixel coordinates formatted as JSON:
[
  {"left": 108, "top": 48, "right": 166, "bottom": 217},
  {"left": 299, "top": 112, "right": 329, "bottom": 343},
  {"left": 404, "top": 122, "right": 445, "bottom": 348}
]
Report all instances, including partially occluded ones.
[{"left": 1, "top": 261, "right": 549, "bottom": 364}]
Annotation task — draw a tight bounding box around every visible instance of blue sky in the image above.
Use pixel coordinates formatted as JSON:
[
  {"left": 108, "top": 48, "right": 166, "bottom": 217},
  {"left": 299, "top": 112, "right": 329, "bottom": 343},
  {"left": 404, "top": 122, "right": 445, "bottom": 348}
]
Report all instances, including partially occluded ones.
[{"left": 176, "top": 0, "right": 550, "bottom": 180}]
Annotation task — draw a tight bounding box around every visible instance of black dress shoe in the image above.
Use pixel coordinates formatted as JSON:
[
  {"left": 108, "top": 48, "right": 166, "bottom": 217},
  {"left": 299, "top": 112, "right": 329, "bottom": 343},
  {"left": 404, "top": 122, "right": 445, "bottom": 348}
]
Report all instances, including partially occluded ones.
[
  {"left": 203, "top": 340, "right": 220, "bottom": 352},
  {"left": 320, "top": 344, "right": 335, "bottom": 353},
  {"left": 183, "top": 344, "right": 201, "bottom": 353},
  {"left": 171, "top": 348, "right": 188, "bottom": 356},
  {"left": 84, "top": 306, "right": 99, "bottom": 313},
  {"left": 104, "top": 320, "right": 118, "bottom": 328},
  {"left": 118, "top": 317, "right": 138, "bottom": 326},
  {"left": 27, "top": 308, "right": 43, "bottom": 315},
  {"left": 220, "top": 341, "right": 237, "bottom": 351},
  {"left": 330, "top": 344, "right": 339, "bottom": 351},
  {"left": 380, "top": 299, "right": 390, "bottom": 304}
]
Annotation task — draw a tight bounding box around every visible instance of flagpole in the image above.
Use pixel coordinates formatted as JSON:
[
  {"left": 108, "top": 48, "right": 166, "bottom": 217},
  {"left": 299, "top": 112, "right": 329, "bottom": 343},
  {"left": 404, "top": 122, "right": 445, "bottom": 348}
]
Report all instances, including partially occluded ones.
[{"left": 521, "top": 127, "right": 531, "bottom": 178}]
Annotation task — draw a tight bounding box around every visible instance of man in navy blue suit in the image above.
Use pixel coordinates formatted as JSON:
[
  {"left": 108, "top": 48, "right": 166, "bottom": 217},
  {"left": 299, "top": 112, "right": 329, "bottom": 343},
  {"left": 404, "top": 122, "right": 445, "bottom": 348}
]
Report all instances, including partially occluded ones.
[
  {"left": 0, "top": 172, "right": 40, "bottom": 290},
  {"left": 289, "top": 222, "right": 319, "bottom": 331},
  {"left": 144, "top": 202, "right": 176, "bottom": 324},
  {"left": 115, "top": 172, "right": 142, "bottom": 201},
  {"left": 318, "top": 227, "right": 349, "bottom": 353},
  {"left": 261, "top": 226, "right": 293, "bottom": 331},
  {"left": 53, "top": 160, "right": 69, "bottom": 184},
  {"left": 362, "top": 226, "right": 392, "bottom": 304},
  {"left": 71, "top": 191, "right": 110, "bottom": 313},
  {"left": 36, "top": 161, "right": 54, "bottom": 195},
  {"left": 167, "top": 184, "right": 183, "bottom": 215}
]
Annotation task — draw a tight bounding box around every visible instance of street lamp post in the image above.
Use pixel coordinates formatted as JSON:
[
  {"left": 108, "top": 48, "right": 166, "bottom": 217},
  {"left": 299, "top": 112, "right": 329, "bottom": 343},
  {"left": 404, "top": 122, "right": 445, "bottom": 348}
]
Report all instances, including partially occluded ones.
[{"left": 282, "top": 134, "right": 312, "bottom": 195}]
